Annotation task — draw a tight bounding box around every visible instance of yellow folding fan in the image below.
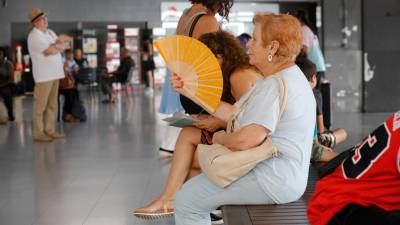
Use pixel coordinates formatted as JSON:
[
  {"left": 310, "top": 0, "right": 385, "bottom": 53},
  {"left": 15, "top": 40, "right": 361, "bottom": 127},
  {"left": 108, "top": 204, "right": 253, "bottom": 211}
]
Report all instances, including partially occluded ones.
[{"left": 154, "top": 35, "right": 223, "bottom": 112}]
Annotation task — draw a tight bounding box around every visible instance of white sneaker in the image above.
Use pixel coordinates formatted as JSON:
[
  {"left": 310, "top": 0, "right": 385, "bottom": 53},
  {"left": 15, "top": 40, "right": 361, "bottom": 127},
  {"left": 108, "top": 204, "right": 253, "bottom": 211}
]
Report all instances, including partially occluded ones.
[{"left": 210, "top": 213, "right": 223, "bottom": 224}]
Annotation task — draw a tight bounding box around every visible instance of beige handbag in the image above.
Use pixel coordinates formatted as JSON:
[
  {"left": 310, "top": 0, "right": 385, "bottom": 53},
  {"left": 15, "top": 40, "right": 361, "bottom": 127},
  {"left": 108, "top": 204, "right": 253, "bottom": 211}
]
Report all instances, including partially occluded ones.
[{"left": 197, "top": 75, "right": 287, "bottom": 188}]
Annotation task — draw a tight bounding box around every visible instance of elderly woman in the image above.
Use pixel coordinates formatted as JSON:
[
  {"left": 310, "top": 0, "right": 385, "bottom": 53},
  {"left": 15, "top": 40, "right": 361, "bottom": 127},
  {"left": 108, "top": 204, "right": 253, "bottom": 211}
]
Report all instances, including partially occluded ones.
[{"left": 171, "top": 13, "right": 316, "bottom": 225}]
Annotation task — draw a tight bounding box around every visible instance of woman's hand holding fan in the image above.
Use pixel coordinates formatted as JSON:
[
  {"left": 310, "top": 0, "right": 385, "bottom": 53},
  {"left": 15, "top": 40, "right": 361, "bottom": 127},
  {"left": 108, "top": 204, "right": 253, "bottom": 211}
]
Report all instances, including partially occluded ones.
[
  {"left": 170, "top": 72, "right": 185, "bottom": 94},
  {"left": 155, "top": 35, "right": 224, "bottom": 114},
  {"left": 169, "top": 72, "right": 198, "bottom": 104}
]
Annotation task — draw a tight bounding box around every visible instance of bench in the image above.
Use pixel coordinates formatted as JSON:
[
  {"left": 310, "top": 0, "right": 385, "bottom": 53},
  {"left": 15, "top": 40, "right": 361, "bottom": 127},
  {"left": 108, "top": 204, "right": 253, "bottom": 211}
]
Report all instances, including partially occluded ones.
[{"left": 222, "top": 166, "right": 319, "bottom": 225}]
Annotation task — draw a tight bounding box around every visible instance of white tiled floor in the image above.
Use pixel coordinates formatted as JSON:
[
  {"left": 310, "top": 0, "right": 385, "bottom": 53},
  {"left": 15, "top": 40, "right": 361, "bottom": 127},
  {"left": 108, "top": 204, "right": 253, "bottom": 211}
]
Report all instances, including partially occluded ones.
[
  {"left": 0, "top": 88, "right": 174, "bottom": 225},
  {"left": 0, "top": 87, "right": 392, "bottom": 225}
]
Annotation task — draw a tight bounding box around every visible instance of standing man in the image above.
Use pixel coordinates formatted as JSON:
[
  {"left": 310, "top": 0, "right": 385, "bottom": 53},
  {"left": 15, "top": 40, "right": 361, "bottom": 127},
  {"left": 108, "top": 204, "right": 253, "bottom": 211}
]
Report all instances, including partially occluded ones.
[{"left": 27, "top": 8, "right": 65, "bottom": 142}]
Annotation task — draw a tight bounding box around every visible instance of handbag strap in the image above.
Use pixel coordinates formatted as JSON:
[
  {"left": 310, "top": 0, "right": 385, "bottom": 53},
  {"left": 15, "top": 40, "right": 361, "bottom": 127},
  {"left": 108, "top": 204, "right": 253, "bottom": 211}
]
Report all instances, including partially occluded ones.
[
  {"left": 232, "top": 74, "right": 287, "bottom": 121},
  {"left": 274, "top": 75, "right": 288, "bottom": 120},
  {"left": 228, "top": 74, "right": 287, "bottom": 132},
  {"left": 232, "top": 86, "right": 256, "bottom": 117}
]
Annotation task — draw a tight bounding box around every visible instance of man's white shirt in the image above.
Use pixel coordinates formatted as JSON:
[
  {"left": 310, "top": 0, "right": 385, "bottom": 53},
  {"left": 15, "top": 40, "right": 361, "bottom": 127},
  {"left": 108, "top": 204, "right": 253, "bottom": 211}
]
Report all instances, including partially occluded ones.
[{"left": 28, "top": 28, "right": 64, "bottom": 83}]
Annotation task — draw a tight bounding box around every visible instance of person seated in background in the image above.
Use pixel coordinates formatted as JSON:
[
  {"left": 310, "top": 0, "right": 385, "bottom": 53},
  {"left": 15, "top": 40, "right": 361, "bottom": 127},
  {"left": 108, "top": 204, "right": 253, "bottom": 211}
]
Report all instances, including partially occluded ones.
[
  {"left": 296, "top": 51, "right": 347, "bottom": 152},
  {"left": 0, "top": 47, "right": 15, "bottom": 121},
  {"left": 296, "top": 54, "right": 338, "bottom": 162},
  {"left": 59, "top": 71, "right": 80, "bottom": 122},
  {"left": 59, "top": 61, "right": 81, "bottom": 122},
  {"left": 114, "top": 48, "right": 135, "bottom": 92},
  {"left": 73, "top": 48, "right": 88, "bottom": 69},
  {"left": 237, "top": 32, "right": 252, "bottom": 51},
  {"left": 99, "top": 67, "right": 115, "bottom": 104},
  {"left": 73, "top": 48, "right": 88, "bottom": 84},
  {"left": 60, "top": 49, "right": 85, "bottom": 122},
  {"left": 308, "top": 111, "right": 400, "bottom": 225},
  {"left": 64, "top": 49, "right": 79, "bottom": 77},
  {"left": 134, "top": 30, "right": 262, "bottom": 219},
  {"left": 317, "top": 119, "right": 347, "bottom": 149}
]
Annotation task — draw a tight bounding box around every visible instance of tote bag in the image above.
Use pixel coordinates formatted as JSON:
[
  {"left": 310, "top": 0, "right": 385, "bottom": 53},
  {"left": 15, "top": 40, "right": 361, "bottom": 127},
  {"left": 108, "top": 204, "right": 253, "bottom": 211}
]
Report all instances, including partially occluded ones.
[{"left": 197, "top": 75, "right": 287, "bottom": 188}]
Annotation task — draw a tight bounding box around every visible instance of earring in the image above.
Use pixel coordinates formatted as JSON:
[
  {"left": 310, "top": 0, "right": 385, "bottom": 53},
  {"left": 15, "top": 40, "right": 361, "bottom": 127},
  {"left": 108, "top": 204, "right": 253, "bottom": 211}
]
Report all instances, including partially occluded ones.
[{"left": 267, "top": 54, "right": 273, "bottom": 62}]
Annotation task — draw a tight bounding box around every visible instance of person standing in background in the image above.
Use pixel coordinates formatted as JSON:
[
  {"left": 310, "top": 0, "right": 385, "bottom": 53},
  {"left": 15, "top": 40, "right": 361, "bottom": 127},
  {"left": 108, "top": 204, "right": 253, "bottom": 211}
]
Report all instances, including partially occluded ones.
[
  {"left": 141, "top": 36, "right": 155, "bottom": 95},
  {"left": 114, "top": 48, "right": 135, "bottom": 91},
  {"left": 27, "top": 8, "right": 66, "bottom": 142},
  {"left": 295, "top": 10, "right": 326, "bottom": 88},
  {"left": 295, "top": 10, "right": 330, "bottom": 129},
  {"left": 0, "top": 47, "right": 15, "bottom": 121}
]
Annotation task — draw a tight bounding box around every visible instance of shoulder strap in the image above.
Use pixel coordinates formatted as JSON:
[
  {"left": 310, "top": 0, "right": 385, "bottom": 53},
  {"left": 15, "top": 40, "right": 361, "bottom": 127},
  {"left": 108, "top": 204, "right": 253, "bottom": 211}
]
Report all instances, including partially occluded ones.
[
  {"left": 188, "top": 12, "right": 206, "bottom": 37},
  {"left": 233, "top": 86, "right": 256, "bottom": 116},
  {"left": 232, "top": 75, "right": 287, "bottom": 121},
  {"left": 272, "top": 75, "right": 287, "bottom": 120}
]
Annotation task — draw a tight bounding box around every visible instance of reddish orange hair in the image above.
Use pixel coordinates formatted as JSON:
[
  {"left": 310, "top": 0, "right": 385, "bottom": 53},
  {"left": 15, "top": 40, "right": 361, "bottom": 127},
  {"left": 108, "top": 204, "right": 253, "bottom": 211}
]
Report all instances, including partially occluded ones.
[{"left": 253, "top": 13, "right": 302, "bottom": 61}]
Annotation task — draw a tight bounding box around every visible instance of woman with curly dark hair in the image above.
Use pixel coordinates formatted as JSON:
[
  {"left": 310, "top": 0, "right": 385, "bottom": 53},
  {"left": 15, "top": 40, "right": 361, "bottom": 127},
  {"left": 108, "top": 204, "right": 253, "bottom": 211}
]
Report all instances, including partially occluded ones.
[
  {"left": 159, "top": 0, "right": 233, "bottom": 152},
  {"left": 134, "top": 30, "right": 261, "bottom": 219},
  {"left": 175, "top": 0, "right": 234, "bottom": 116}
]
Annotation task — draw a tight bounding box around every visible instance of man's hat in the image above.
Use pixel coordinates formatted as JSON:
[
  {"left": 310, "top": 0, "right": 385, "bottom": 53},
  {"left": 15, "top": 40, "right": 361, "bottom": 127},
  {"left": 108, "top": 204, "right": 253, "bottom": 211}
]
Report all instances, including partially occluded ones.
[{"left": 27, "top": 8, "right": 46, "bottom": 24}]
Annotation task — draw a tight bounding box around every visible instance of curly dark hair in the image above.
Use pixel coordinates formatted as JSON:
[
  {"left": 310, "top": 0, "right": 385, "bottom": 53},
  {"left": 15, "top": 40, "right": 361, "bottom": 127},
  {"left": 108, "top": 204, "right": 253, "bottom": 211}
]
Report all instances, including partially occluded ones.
[
  {"left": 199, "top": 30, "right": 252, "bottom": 103},
  {"left": 189, "top": 0, "right": 234, "bottom": 20}
]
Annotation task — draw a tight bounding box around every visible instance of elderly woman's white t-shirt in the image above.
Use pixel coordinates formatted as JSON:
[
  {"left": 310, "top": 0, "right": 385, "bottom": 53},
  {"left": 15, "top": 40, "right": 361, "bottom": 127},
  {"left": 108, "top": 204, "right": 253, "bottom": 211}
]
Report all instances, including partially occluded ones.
[{"left": 235, "top": 65, "right": 316, "bottom": 204}]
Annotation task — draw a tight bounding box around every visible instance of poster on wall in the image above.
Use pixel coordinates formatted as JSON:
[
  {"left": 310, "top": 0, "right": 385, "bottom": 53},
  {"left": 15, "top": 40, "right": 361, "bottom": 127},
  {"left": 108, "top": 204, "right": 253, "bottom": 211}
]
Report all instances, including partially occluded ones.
[
  {"left": 106, "top": 42, "right": 120, "bottom": 59},
  {"left": 83, "top": 38, "right": 97, "bottom": 54},
  {"left": 86, "top": 54, "right": 98, "bottom": 68}
]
